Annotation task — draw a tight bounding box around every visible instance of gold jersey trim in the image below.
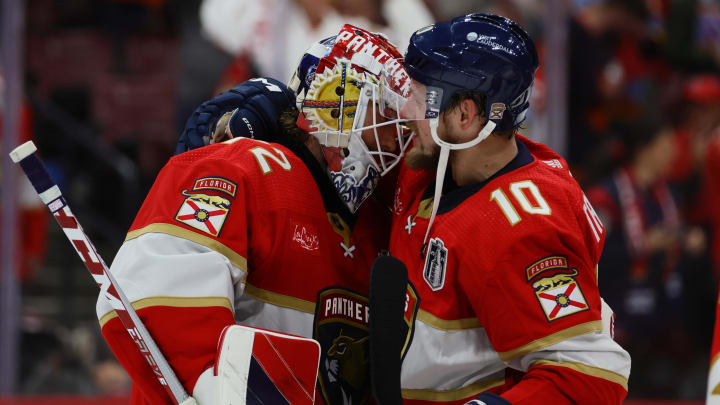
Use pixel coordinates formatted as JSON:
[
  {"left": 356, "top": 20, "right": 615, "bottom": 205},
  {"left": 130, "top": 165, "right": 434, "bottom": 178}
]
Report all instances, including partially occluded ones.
[
  {"left": 417, "top": 309, "right": 481, "bottom": 330},
  {"left": 498, "top": 320, "right": 602, "bottom": 361},
  {"left": 414, "top": 198, "right": 434, "bottom": 220},
  {"left": 401, "top": 377, "right": 505, "bottom": 401},
  {"left": 98, "top": 296, "right": 233, "bottom": 328},
  {"left": 532, "top": 359, "right": 628, "bottom": 391},
  {"left": 244, "top": 284, "right": 316, "bottom": 314},
  {"left": 327, "top": 212, "right": 352, "bottom": 246},
  {"left": 125, "top": 223, "right": 248, "bottom": 274}
]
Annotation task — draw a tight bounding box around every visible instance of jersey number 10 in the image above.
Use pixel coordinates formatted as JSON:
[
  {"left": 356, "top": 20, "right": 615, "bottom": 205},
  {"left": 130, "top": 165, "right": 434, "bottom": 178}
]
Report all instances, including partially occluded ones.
[
  {"left": 489, "top": 180, "right": 550, "bottom": 226},
  {"left": 490, "top": 180, "right": 605, "bottom": 242}
]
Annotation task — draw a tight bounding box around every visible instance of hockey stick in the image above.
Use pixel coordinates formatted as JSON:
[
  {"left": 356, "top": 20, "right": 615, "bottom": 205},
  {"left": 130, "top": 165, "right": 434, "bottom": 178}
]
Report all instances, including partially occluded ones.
[
  {"left": 369, "top": 254, "right": 409, "bottom": 405},
  {"left": 9, "top": 141, "right": 195, "bottom": 405}
]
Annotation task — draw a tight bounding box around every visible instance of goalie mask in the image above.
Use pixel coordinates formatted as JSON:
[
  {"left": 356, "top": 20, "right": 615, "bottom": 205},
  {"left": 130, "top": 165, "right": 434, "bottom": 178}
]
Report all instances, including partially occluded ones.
[{"left": 289, "top": 25, "right": 412, "bottom": 213}]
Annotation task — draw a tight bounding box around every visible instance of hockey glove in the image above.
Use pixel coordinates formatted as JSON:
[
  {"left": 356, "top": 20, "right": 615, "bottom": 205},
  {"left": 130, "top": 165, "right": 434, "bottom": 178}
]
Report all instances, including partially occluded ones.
[
  {"left": 465, "top": 392, "right": 513, "bottom": 405},
  {"left": 175, "top": 77, "right": 295, "bottom": 154}
]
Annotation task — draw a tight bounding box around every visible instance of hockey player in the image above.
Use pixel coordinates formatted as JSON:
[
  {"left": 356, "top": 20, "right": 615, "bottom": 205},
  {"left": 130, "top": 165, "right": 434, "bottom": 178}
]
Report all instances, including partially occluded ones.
[
  {"left": 389, "top": 14, "right": 632, "bottom": 404},
  {"left": 97, "top": 24, "right": 415, "bottom": 405}
]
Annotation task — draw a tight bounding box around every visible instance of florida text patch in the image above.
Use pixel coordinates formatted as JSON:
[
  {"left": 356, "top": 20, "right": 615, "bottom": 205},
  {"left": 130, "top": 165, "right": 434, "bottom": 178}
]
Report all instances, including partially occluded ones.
[{"left": 192, "top": 176, "right": 237, "bottom": 197}]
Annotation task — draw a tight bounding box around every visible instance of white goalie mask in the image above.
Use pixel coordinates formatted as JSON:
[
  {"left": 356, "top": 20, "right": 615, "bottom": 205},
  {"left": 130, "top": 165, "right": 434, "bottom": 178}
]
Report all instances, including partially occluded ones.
[{"left": 289, "top": 24, "right": 412, "bottom": 213}]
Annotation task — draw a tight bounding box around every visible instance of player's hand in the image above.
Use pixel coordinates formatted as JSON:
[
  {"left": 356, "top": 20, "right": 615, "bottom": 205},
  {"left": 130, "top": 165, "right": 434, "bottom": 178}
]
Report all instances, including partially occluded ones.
[{"left": 175, "top": 77, "right": 295, "bottom": 154}]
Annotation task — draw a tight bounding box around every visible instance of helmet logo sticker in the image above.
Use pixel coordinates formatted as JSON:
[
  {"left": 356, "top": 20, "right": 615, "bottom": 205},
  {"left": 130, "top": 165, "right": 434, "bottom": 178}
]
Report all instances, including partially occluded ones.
[
  {"left": 489, "top": 103, "right": 506, "bottom": 120},
  {"left": 466, "top": 31, "right": 479, "bottom": 41}
]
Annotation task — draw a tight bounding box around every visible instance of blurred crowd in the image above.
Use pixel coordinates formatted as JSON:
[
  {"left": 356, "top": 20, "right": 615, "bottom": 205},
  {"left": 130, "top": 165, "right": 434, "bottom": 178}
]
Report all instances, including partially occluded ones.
[{"left": 1, "top": 0, "right": 719, "bottom": 399}]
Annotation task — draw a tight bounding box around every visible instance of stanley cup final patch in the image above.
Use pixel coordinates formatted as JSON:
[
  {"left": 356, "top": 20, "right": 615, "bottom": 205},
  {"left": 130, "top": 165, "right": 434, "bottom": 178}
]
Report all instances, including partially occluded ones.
[
  {"left": 423, "top": 237, "right": 448, "bottom": 291},
  {"left": 175, "top": 177, "right": 237, "bottom": 237},
  {"left": 526, "top": 255, "right": 588, "bottom": 322}
]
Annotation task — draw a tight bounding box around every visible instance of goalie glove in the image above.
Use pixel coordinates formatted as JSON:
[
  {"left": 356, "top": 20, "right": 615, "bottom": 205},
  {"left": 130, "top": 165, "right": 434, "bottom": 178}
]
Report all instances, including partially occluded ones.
[
  {"left": 465, "top": 392, "right": 512, "bottom": 405},
  {"left": 175, "top": 77, "right": 294, "bottom": 154},
  {"left": 192, "top": 324, "right": 321, "bottom": 405}
]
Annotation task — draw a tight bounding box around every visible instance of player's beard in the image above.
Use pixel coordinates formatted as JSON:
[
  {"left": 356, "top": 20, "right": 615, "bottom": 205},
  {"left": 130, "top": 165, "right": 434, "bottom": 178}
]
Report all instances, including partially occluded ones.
[
  {"left": 405, "top": 140, "right": 439, "bottom": 170},
  {"left": 405, "top": 122, "right": 440, "bottom": 170}
]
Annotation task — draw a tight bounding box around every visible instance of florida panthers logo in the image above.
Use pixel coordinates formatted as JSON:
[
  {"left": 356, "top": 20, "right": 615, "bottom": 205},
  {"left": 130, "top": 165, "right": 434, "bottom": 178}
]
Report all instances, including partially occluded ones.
[
  {"left": 325, "top": 331, "right": 370, "bottom": 402},
  {"left": 314, "top": 285, "right": 419, "bottom": 405},
  {"left": 315, "top": 288, "right": 372, "bottom": 405}
]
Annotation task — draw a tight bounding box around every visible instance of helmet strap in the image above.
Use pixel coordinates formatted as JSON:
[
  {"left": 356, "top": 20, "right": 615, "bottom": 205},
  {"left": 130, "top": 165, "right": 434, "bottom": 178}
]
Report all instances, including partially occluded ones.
[{"left": 422, "top": 118, "right": 497, "bottom": 247}]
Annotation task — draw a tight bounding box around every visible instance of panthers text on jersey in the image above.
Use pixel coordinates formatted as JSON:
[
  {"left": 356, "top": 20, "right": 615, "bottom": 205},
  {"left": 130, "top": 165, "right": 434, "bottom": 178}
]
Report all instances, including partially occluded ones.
[
  {"left": 390, "top": 135, "right": 631, "bottom": 404},
  {"left": 96, "top": 137, "right": 398, "bottom": 405}
]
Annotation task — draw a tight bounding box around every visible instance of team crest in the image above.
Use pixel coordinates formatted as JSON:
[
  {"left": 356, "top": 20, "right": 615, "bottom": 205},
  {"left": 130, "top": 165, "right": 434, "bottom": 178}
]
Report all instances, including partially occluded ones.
[
  {"left": 175, "top": 188, "right": 232, "bottom": 237},
  {"left": 423, "top": 237, "right": 447, "bottom": 291},
  {"left": 489, "top": 103, "right": 506, "bottom": 120},
  {"left": 314, "top": 288, "right": 372, "bottom": 405},
  {"left": 526, "top": 256, "right": 588, "bottom": 321},
  {"left": 313, "top": 285, "right": 418, "bottom": 405}
]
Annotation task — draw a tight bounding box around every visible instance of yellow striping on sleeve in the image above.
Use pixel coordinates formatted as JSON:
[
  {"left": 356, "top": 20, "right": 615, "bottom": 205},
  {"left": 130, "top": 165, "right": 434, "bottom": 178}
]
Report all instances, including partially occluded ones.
[
  {"left": 497, "top": 321, "right": 602, "bottom": 361},
  {"left": 401, "top": 377, "right": 505, "bottom": 401},
  {"left": 98, "top": 296, "right": 233, "bottom": 328},
  {"left": 125, "top": 223, "right": 248, "bottom": 274},
  {"left": 532, "top": 359, "right": 628, "bottom": 391}
]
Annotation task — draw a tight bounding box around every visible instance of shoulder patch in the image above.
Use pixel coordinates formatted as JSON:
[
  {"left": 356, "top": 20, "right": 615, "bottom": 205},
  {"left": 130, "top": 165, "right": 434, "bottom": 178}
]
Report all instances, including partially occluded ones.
[
  {"left": 192, "top": 176, "right": 238, "bottom": 197},
  {"left": 423, "top": 237, "right": 447, "bottom": 291},
  {"left": 175, "top": 187, "right": 232, "bottom": 237},
  {"left": 526, "top": 256, "right": 588, "bottom": 321}
]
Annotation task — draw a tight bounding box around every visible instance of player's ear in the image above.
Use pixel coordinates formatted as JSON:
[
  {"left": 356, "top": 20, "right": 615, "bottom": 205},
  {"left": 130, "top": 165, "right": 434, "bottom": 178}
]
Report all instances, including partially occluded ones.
[{"left": 458, "top": 98, "right": 481, "bottom": 130}]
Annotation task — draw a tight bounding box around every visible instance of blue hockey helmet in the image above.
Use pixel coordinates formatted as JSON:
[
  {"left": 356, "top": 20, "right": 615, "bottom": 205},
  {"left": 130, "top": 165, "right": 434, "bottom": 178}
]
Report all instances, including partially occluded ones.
[
  {"left": 403, "top": 13, "right": 538, "bottom": 132},
  {"left": 289, "top": 35, "right": 336, "bottom": 109}
]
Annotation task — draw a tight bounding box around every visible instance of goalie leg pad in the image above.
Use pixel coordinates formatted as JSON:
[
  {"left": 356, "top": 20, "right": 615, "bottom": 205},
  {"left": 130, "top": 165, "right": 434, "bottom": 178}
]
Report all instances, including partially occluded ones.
[{"left": 193, "top": 325, "right": 321, "bottom": 405}]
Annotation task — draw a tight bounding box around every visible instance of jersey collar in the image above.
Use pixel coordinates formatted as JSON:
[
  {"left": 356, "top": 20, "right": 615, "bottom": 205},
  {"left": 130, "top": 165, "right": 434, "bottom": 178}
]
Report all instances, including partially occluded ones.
[
  {"left": 421, "top": 136, "right": 534, "bottom": 215},
  {"left": 285, "top": 142, "right": 358, "bottom": 229}
]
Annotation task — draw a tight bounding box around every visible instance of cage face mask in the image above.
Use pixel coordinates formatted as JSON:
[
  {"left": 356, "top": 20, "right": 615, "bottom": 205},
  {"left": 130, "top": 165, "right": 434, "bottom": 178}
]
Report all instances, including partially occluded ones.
[{"left": 290, "top": 24, "right": 412, "bottom": 212}]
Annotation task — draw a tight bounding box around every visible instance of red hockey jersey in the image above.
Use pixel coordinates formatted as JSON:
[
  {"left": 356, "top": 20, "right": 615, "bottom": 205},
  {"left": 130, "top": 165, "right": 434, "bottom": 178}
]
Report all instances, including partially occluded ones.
[
  {"left": 96, "top": 137, "right": 390, "bottom": 404},
  {"left": 390, "top": 135, "right": 630, "bottom": 404}
]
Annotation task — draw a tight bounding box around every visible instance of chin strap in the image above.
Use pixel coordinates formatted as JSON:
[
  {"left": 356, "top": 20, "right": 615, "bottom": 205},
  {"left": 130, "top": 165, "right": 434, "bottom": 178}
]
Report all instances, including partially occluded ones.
[{"left": 421, "top": 119, "right": 497, "bottom": 252}]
